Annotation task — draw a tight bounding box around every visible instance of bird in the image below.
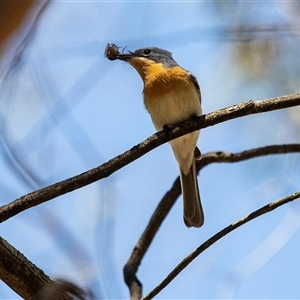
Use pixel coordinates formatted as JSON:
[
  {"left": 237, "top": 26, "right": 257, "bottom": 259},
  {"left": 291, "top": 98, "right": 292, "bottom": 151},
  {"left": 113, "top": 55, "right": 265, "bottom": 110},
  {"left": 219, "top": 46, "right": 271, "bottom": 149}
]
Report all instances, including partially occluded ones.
[{"left": 114, "top": 46, "right": 204, "bottom": 228}]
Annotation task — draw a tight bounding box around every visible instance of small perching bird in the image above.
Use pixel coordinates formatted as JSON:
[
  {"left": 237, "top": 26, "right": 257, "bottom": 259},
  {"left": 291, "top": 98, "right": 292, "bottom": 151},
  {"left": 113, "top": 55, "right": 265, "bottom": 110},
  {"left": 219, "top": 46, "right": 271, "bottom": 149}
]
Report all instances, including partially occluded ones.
[{"left": 106, "top": 44, "right": 204, "bottom": 228}]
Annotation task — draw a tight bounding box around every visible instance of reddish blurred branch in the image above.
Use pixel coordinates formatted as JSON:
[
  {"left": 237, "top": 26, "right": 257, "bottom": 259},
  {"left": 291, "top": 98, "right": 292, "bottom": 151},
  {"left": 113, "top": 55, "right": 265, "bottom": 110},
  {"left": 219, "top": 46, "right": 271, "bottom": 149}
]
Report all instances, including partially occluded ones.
[
  {"left": 0, "top": 0, "right": 50, "bottom": 76},
  {"left": 0, "top": 0, "right": 35, "bottom": 48}
]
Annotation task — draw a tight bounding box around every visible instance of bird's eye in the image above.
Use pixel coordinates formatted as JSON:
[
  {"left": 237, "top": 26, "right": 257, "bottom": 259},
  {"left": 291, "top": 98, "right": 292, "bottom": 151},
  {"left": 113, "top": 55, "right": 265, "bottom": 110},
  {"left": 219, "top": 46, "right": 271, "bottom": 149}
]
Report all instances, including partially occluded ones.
[{"left": 143, "top": 49, "right": 151, "bottom": 56}]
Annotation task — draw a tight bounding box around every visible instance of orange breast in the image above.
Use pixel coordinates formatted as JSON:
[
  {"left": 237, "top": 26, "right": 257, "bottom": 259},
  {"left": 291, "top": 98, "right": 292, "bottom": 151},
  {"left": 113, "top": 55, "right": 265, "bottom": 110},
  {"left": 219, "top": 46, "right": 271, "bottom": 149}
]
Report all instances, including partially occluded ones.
[
  {"left": 142, "top": 66, "right": 201, "bottom": 132},
  {"left": 143, "top": 66, "right": 193, "bottom": 108}
]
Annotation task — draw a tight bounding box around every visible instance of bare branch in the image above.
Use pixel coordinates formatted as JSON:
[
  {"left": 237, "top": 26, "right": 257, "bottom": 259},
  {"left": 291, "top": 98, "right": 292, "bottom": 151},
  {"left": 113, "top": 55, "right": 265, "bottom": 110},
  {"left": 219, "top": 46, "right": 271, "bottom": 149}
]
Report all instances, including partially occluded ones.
[
  {"left": 198, "top": 144, "right": 300, "bottom": 170},
  {"left": 0, "top": 93, "right": 299, "bottom": 222},
  {"left": 0, "top": 236, "right": 73, "bottom": 300},
  {"left": 141, "top": 191, "right": 300, "bottom": 300},
  {"left": 123, "top": 177, "right": 181, "bottom": 300},
  {"left": 123, "top": 143, "right": 300, "bottom": 300}
]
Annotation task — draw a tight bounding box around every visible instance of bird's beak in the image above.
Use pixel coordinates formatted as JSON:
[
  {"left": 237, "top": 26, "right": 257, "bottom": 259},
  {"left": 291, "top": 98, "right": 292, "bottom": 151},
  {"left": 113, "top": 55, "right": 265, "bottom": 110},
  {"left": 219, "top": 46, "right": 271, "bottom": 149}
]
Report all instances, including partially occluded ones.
[{"left": 116, "top": 51, "right": 134, "bottom": 61}]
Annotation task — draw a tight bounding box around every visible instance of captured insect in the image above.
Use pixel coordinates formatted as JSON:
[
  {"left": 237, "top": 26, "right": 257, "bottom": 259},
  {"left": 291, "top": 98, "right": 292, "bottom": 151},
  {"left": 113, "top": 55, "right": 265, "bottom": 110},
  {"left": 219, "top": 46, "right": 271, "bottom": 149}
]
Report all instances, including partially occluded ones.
[
  {"left": 104, "top": 43, "right": 128, "bottom": 60},
  {"left": 104, "top": 43, "right": 119, "bottom": 60}
]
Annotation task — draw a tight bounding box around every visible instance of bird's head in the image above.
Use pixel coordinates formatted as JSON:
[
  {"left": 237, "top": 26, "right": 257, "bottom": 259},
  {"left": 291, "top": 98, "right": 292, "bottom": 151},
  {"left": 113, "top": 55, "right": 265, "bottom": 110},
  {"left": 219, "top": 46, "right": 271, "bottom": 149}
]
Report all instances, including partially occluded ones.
[{"left": 116, "top": 47, "right": 179, "bottom": 80}]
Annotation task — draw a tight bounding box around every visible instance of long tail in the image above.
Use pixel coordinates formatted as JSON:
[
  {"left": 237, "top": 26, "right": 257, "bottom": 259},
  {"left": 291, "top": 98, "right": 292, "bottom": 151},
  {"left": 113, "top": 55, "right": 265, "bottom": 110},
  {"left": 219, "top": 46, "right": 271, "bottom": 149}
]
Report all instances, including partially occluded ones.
[{"left": 181, "top": 159, "right": 204, "bottom": 228}]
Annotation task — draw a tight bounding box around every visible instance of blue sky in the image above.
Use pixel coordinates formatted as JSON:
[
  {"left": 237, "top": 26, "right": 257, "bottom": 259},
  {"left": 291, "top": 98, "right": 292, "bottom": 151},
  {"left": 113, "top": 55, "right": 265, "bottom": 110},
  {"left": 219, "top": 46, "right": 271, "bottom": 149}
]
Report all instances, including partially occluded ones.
[{"left": 0, "top": 1, "right": 300, "bottom": 299}]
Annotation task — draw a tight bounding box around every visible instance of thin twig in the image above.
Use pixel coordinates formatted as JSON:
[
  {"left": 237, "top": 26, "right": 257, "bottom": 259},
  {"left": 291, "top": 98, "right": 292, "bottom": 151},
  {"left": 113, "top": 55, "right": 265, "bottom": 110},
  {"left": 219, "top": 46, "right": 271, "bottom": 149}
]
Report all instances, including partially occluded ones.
[
  {"left": 0, "top": 94, "right": 299, "bottom": 222},
  {"left": 141, "top": 191, "right": 300, "bottom": 300},
  {"left": 198, "top": 144, "right": 300, "bottom": 169}
]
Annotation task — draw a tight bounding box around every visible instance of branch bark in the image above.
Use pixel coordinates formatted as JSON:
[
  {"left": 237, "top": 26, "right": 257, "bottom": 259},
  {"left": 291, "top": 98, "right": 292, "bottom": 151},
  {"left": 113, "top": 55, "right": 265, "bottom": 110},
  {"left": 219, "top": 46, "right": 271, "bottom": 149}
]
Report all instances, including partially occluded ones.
[
  {"left": 0, "top": 93, "right": 299, "bottom": 223},
  {"left": 198, "top": 144, "right": 300, "bottom": 168},
  {"left": 0, "top": 236, "right": 73, "bottom": 300}
]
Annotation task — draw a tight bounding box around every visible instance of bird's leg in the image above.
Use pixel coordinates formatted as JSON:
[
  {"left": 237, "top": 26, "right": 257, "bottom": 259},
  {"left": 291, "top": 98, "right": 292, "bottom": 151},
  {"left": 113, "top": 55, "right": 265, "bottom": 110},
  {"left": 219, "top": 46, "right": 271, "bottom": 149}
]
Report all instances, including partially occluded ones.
[
  {"left": 163, "top": 124, "right": 172, "bottom": 131},
  {"left": 191, "top": 114, "right": 200, "bottom": 121}
]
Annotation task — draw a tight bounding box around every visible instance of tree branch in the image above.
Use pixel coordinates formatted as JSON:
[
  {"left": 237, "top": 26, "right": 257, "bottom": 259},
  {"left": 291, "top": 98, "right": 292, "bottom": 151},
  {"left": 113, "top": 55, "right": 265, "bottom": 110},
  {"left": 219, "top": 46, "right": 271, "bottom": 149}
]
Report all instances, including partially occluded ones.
[
  {"left": 123, "top": 177, "right": 181, "bottom": 300},
  {"left": 123, "top": 143, "right": 300, "bottom": 299},
  {"left": 141, "top": 191, "right": 300, "bottom": 300},
  {"left": 198, "top": 144, "right": 300, "bottom": 169},
  {"left": 0, "top": 93, "right": 299, "bottom": 223},
  {"left": 0, "top": 236, "right": 73, "bottom": 300}
]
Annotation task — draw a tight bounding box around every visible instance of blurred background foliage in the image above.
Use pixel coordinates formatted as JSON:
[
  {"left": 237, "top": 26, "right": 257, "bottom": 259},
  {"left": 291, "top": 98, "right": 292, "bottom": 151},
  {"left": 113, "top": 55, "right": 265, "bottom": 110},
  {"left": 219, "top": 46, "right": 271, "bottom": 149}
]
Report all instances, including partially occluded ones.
[{"left": 0, "top": 1, "right": 300, "bottom": 299}]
